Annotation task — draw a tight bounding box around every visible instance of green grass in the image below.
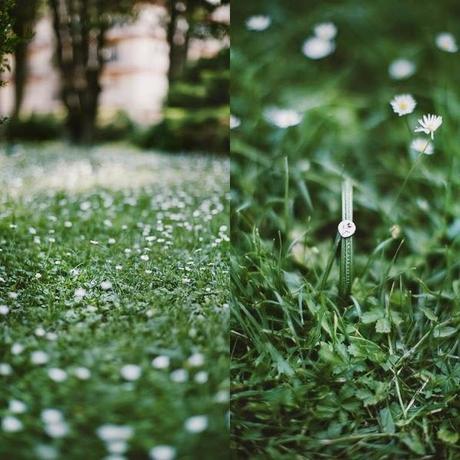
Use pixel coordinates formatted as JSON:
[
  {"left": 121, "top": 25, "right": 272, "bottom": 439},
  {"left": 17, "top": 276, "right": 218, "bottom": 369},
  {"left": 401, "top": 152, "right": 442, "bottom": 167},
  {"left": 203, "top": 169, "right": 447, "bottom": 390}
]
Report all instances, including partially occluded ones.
[
  {"left": 231, "top": 1, "right": 460, "bottom": 458},
  {"left": 0, "top": 143, "right": 229, "bottom": 459}
]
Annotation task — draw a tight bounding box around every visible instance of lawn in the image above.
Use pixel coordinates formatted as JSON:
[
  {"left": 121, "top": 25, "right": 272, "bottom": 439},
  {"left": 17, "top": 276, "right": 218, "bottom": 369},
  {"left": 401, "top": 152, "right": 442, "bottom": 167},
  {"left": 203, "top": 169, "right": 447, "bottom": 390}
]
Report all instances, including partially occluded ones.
[
  {"left": 231, "top": 1, "right": 460, "bottom": 458},
  {"left": 0, "top": 143, "right": 229, "bottom": 459}
]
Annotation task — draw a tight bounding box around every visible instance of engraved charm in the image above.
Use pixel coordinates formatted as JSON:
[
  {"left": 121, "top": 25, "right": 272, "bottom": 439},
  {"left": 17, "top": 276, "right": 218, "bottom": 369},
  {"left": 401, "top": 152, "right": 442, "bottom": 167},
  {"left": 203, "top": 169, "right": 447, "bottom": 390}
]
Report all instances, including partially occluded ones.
[{"left": 338, "top": 219, "right": 356, "bottom": 238}]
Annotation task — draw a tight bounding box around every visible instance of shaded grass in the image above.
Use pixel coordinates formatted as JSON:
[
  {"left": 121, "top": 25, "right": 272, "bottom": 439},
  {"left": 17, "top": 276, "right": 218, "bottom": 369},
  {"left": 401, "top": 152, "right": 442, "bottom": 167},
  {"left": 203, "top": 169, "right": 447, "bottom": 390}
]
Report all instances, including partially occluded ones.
[{"left": 231, "top": 1, "right": 460, "bottom": 458}]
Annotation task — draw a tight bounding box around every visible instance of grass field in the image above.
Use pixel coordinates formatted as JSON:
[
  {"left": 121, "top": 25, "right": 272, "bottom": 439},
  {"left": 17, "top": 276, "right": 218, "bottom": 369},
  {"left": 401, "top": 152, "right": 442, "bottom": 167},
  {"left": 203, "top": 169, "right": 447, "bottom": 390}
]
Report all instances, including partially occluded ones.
[
  {"left": 0, "top": 144, "right": 229, "bottom": 459},
  {"left": 231, "top": 1, "right": 460, "bottom": 458}
]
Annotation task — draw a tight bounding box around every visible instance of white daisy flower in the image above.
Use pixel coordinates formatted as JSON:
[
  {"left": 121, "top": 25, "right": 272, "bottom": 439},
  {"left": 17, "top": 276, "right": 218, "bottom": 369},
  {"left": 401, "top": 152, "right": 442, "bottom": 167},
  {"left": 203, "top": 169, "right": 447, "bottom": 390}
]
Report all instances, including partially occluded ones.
[
  {"left": 388, "top": 59, "right": 416, "bottom": 80},
  {"left": 41, "top": 409, "right": 64, "bottom": 425},
  {"left": 0, "top": 305, "right": 9, "bottom": 315},
  {"left": 100, "top": 280, "right": 113, "bottom": 290},
  {"left": 2, "top": 415, "right": 23, "bottom": 432},
  {"left": 170, "top": 368, "right": 188, "bottom": 383},
  {"left": 302, "top": 36, "right": 335, "bottom": 59},
  {"left": 0, "top": 363, "right": 12, "bottom": 375},
  {"left": 151, "top": 356, "right": 170, "bottom": 370},
  {"left": 11, "top": 343, "right": 24, "bottom": 355},
  {"left": 230, "top": 115, "right": 241, "bottom": 129},
  {"left": 107, "top": 440, "right": 128, "bottom": 454},
  {"left": 414, "top": 114, "right": 443, "bottom": 139},
  {"left": 149, "top": 445, "right": 176, "bottom": 460},
  {"left": 410, "top": 137, "right": 434, "bottom": 155},
  {"left": 45, "top": 421, "right": 69, "bottom": 438},
  {"left": 9, "top": 400, "right": 27, "bottom": 414},
  {"left": 64, "top": 221, "right": 72, "bottom": 228},
  {"left": 31, "top": 350, "right": 49, "bottom": 365},
  {"left": 140, "top": 254, "right": 149, "bottom": 261},
  {"left": 35, "top": 444, "right": 58, "bottom": 460},
  {"left": 48, "top": 368, "right": 68, "bottom": 382},
  {"left": 187, "top": 352, "right": 205, "bottom": 367},
  {"left": 73, "top": 367, "right": 91, "bottom": 380},
  {"left": 435, "top": 32, "right": 458, "bottom": 53},
  {"left": 184, "top": 415, "right": 208, "bottom": 433},
  {"left": 390, "top": 94, "right": 416, "bottom": 116},
  {"left": 264, "top": 107, "right": 302, "bottom": 128},
  {"left": 245, "top": 15, "right": 271, "bottom": 31},
  {"left": 74, "top": 287, "right": 87, "bottom": 299},
  {"left": 194, "top": 371, "right": 209, "bottom": 384},
  {"left": 97, "top": 424, "right": 133, "bottom": 442},
  {"left": 313, "top": 22, "right": 337, "bottom": 40},
  {"left": 120, "top": 364, "right": 142, "bottom": 381}
]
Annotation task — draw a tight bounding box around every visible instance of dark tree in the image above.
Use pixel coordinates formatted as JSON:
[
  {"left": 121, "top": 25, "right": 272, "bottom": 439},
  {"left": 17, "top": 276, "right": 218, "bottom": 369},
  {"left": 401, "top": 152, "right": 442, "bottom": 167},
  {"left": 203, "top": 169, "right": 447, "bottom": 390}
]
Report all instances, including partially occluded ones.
[
  {"left": 48, "top": 0, "right": 132, "bottom": 144},
  {"left": 166, "top": 0, "right": 229, "bottom": 84},
  {"left": 11, "top": 0, "right": 41, "bottom": 119},
  {"left": 0, "top": 0, "right": 16, "bottom": 124}
]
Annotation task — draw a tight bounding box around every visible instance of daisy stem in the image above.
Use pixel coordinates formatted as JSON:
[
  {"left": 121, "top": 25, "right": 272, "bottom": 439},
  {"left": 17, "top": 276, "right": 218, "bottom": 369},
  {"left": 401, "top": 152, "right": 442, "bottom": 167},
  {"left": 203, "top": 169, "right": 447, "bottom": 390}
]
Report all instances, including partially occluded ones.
[
  {"left": 389, "top": 152, "right": 424, "bottom": 215},
  {"left": 404, "top": 117, "right": 412, "bottom": 136}
]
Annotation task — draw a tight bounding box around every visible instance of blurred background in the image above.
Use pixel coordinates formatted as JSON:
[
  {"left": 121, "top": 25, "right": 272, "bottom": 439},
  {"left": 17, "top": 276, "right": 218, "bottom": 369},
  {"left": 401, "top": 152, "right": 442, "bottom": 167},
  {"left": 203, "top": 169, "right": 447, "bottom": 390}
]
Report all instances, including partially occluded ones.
[{"left": 0, "top": 0, "right": 229, "bottom": 152}]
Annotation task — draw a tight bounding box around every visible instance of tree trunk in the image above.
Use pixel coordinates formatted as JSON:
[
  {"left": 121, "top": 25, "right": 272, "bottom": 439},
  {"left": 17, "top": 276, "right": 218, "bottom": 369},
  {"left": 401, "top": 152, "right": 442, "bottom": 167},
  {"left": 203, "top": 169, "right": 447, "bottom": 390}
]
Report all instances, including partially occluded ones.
[
  {"left": 167, "top": 0, "right": 180, "bottom": 83},
  {"left": 48, "top": 0, "right": 109, "bottom": 144}
]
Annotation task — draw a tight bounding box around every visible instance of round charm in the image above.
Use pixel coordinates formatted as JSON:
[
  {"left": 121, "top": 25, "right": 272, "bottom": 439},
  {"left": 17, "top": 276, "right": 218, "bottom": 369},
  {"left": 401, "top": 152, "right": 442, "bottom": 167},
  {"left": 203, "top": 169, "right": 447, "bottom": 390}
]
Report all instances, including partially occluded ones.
[{"left": 338, "top": 220, "right": 356, "bottom": 238}]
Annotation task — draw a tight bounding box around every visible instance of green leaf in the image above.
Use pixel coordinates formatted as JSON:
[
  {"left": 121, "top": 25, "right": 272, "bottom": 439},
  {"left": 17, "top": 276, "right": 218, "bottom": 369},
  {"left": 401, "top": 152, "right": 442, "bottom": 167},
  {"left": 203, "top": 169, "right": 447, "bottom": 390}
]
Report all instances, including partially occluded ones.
[
  {"left": 401, "top": 432, "right": 426, "bottom": 455},
  {"left": 379, "top": 407, "right": 395, "bottom": 434},
  {"left": 438, "top": 425, "right": 459, "bottom": 444},
  {"left": 420, "top": 306, "right": 437, "bottom": 322},
  {"left": 433, "top": 326, "right": 456, "bottom": 338},
  {"left": 375, "top": 317, "right": 391, "bottom": 333},
  {"left": 361, "top": 308, "right": 385, "bottom": 324}
]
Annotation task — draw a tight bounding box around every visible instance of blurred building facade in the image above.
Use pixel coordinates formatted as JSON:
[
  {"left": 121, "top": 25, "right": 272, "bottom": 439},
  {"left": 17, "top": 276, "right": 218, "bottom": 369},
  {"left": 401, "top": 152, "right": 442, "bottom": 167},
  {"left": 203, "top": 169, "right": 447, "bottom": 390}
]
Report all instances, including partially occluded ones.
[{"left": 0, "top": 2, "right": 229, "bottom": 124}]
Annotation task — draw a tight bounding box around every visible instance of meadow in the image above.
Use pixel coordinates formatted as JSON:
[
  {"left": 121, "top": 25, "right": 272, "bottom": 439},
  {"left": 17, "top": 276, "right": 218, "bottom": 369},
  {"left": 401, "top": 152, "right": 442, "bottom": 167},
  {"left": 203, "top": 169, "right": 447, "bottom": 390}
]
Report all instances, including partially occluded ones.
[
  {"left": 231, "top": 1, "right": 460, "bottom": 458},
  {"left": 0, "top": 144, "right": 229, "bottom": 459}
]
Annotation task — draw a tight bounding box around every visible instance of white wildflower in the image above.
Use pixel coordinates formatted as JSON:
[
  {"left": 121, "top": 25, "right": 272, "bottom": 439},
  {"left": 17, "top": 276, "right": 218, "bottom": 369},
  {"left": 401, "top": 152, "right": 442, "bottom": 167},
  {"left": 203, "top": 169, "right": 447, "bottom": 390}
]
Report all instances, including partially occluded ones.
[
  {"left": 388, "top": 58, "right": 416, "bottom": 80},
  {"left": 97, "top": 424, "right": 133, "bottom": 442},
  {"left": 302, "top": 36, "right": 335, "bottom": 59},
  {"left": 184, "top": 415, "right": 208, "bottom": 433},
  {"left": 0, "top": 363, "right": 12, "bottom": 376},
  {"left": 230, "top": 115, "right": 241, "bottom": 129},
  {"left": 390, "top": 94, "right": 416, "bottom": 116},
  {"left": 41, "top": 409, "right": 63, "bottom": 425},
  {"left": 140, "top": 254, "right": 149, "bottom": 261},
  {"left": 31, "top": 350, "right": 49, "bottom": 365},
  {"left": 151, "top": 356, "right": 170, "bottom": 370},
  {"left": 73, "top": 367, "right": 91, "bottom": 380},
  {"left": 100, "top": 280, "right": 113, "bottom": 290},
  {"left": 264, "top": 107, "right": 302, "bottom": 128},
  {"left": 11, "top": 343, "right": 24, "bottom": 355},
  {"left": 245, "top": 15, "right": 271, "bottom": 31},
  {"left": 170, "top": 369, "right": 188, "bottom": 383},
  {"left": 35, "top": 444, "right": 58, "bottom": 460},
  {"left": 45, "top": 421, "right": 69, "bottom": 438},
  {"left": 74, "top": 287, "right": 87, "bottom": 299},
  {"left": 414, "top": 114, "right": 443, "bottom": 139},
  {"left": 107, "top": 440, "right": 128, "bottom": 454},
  {"left": 0, "top": 305, "right": 9, "bottom": 315},
  {"left": 435, "top": 32, "right": 458, "bottom": 53},
  {"left": 2, "top": 415, "right": 23, "bottom": 432},
  {"left": 410, "top": 137, "right": 434, "bottom": 155},
  {"left": 187, "top": 352, "right": 205, "bottom": 367},
  {"left": 48, "top": 368, "right": 68, "bottom": 382},
  {"left": 120, "top": 364, "right": 142, "bottom": 381},
  {"left": 9, "top": 400, "right": 27, "bottom": 414},
  {"left": 194, "top": 371, "right": 209, "bottom": 384},
  {"left": 149, "top": 445, "right": 176, "bottom": 460},
  {"left": 314, "top": 22, "right": 337, "bottom": 40}
]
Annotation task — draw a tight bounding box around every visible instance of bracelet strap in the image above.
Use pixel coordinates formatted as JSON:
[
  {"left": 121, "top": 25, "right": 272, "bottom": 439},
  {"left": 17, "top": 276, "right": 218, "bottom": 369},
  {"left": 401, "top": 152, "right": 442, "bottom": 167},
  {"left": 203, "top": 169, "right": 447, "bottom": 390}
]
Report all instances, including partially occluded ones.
[{"left": 339, "top": 179, "right": 353, "bottom": 297}]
